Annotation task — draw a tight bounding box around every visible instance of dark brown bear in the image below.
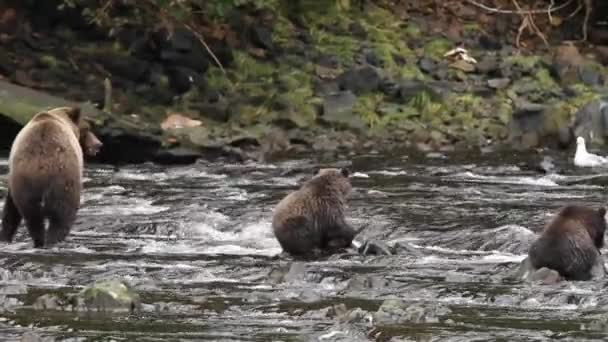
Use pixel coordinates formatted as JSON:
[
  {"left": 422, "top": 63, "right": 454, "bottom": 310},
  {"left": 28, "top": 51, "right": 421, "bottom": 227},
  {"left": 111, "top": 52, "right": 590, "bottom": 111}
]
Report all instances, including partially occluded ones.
[
  {"left": 528, "top": 205, "right": 607, "bottom": 281},
  {"left": 272, "top": 167, "right": 358, "bottom": 257},
  {"left": 1, "top": 106, "right": 102, "bottom": 248}
]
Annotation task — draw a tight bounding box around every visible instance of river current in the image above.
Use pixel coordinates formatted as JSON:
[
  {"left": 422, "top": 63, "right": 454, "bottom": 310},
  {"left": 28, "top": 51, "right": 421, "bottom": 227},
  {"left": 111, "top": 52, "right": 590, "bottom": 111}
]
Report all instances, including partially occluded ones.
[{"left": 2, "top": 150, "right": 608, "bottom": 341}]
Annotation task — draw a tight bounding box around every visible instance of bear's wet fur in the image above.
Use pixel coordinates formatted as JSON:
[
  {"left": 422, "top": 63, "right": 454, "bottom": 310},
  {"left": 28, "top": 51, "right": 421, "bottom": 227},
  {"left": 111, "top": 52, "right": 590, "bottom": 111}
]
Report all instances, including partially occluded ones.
[
  {"left": 1, "top": 106, "right": 102, "bottom": 248},
  {"left": 528, "top": 205, "right": 607, "bottom": 281},
  {"left": 272, "top": 167, "right": 357, "bottom": 257}
]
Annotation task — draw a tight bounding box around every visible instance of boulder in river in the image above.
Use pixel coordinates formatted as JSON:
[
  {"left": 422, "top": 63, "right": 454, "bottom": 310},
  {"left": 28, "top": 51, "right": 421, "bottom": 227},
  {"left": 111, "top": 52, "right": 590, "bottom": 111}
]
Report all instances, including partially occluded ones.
[{"left": 77, "top": 278, "right": 141, "bottom": 312}]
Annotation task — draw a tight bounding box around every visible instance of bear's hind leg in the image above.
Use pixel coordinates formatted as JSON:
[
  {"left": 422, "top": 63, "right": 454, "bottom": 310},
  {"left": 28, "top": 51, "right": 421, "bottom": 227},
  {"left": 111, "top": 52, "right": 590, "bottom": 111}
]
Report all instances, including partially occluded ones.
[
  {"left": 44, "top": 182, "right": 79, "bottom": 247},
  {"left": 45, "top": 210, "right": 76, "bottom": 247},
  {"left": 0, "top": 190, "right": 23, "bottom": 242},
  {"left": 24, "top": 212, "right": 45, "bottom": 248}
]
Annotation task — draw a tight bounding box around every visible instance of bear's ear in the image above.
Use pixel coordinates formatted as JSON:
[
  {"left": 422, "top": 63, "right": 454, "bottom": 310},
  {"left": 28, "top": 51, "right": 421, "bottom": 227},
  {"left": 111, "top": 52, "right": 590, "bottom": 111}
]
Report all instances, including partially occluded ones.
[
  {"left": 67, "top": 107, "right": 82, "bottom": 123},
  {"left": 312, "top": 167, "right": 320, "bottom": 176},
  {"left": 599, "top": 207, "right": 607, "bottom": 217},
  {"left": 340, "top": 168, "right": 349, "bottom": 177}
]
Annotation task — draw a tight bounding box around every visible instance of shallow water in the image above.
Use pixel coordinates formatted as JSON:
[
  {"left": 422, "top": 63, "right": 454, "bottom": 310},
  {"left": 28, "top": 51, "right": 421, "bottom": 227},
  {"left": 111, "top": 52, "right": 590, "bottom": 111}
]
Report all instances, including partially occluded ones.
[{"left": 2, "top": 150, "right": 608, "bottom": 341}]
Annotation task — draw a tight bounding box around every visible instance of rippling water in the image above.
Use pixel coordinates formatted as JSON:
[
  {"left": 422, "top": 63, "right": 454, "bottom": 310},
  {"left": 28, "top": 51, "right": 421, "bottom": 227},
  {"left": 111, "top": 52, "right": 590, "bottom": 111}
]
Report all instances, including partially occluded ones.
[{"left": 2, "top": 150, "right": 608, "bottom": 341}]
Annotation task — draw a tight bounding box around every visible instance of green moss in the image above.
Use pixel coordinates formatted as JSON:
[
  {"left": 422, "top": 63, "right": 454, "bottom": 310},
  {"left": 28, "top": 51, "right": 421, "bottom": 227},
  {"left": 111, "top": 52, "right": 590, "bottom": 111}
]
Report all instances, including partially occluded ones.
[
  {"left": 204, "top": 66, "right": 233, "bottom": 92},
  {"left": 354, "top": 93, "right": 383, "bottom": 127},
  {"left": 272, "top": 14, "right": 294, "bottom": 45},
  {"left": 462, "top": 23, "right": 480, "bottom": 33},
  {"left": 39, "top": 55, "right": 59, "bottom": 69},
  {"left": 233, "top": 51, "right": 276, "bottom": 80},
  {"left": 534, "top": 68, "right": 558, "bottom": 89},
  {"left": 404, "top": 23, "right": 422, "bottom": 39},
  {"left": 541, "top": 102, "right": 571, "bottom": 134},
  {"left": 504, "top": 55, "right": 541, "bottom": 70},
  {"left": 423, "top": 38, "right": 452, "bottom": 59},
  {"left": 309, "top": 28, "right": 356, "bottom": 65},
  {"left": 399, "top": 64, "right": 425, "bottom": 80},
  {"left": 496, "top": 101, "right": 513, "bottom": 125}
]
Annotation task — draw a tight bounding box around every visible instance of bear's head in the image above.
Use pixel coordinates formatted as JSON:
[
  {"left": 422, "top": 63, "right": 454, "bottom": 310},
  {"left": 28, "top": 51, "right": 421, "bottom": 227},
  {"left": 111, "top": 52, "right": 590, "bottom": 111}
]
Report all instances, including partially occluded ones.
[
  {"left": 559, "top": 205, "right": 607, "bottom": 249},
  {"left": 45, "top": 106, "right": 102, "bottom": 157},
  {"left": 310, "top": 167, "right": 352, "bottom": 197}
]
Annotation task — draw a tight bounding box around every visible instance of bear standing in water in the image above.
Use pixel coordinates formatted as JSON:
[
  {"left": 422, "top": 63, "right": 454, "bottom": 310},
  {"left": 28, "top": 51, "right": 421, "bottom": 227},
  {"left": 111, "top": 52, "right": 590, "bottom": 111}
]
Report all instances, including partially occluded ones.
[
  {"left": 272, "top": 168, "right": 358, "bottom": 257},
  {"left": 1, "top": 106, "right": 102, "bottom": 248},
  {"left": 528, "top": 205, "right": 606, "bottom": 281}
]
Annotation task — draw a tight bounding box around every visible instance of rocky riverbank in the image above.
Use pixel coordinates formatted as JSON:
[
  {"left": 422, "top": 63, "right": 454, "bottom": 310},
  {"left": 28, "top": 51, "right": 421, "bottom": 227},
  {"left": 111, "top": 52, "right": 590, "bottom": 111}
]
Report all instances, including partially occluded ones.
[{"left": 1, "top": 1, "right": 608, "bottom": 164}]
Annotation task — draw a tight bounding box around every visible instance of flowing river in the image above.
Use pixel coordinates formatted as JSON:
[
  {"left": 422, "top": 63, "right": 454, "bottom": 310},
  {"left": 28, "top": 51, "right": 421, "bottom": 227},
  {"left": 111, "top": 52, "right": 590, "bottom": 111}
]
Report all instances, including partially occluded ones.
[{"left": 2, "top": 150, "right": 608, "bottom": 341}]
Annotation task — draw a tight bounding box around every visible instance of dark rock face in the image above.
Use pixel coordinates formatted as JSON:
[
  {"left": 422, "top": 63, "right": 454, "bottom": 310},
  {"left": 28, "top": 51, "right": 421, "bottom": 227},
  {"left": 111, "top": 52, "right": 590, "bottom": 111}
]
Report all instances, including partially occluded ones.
[
  {"left": 573, "top": 98, "right": 608, "bottom": 145},
  {"left": 337, "top": 66, "right": 382, "bottom": 95}
]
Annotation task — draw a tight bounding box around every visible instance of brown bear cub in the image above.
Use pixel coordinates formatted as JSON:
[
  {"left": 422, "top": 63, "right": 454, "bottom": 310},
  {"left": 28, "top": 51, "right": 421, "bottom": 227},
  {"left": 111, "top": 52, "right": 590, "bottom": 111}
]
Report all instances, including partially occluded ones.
[
  {"left": 528, "top": 205, "right": 607, "bottom": 281},
  {"left": 1, "top": 106, "right": 102, "bottom": 248},
  {"left": 272, "top": 167, "right": 358, "bottom": 257}
]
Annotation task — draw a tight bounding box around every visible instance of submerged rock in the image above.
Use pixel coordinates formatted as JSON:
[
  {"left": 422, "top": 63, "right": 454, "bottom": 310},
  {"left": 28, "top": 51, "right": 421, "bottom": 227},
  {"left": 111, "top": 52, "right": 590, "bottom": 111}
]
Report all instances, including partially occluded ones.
[
  {"left": 374, "top": 299, "right": 452, "bottom": 324},
  {"left": 20, "top": 332, "right": 49, "bottom": 342},
  {"left": 358, "top": 240, "right": 392, "bottom": 256},
  {"left": 516, "top": 256, "right": 606, "bottom": 283},
  {"left": 33, "top": 294, "right": 66, "bottom": 311},
  {"left": 77, "top": 279, "right": 141, "bottom": 312}
]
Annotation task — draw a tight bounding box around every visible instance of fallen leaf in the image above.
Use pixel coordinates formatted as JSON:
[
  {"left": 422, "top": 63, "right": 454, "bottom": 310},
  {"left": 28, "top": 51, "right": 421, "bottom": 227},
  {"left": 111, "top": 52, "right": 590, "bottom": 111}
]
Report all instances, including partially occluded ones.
[{"left": 161, "top": 112, "right": 202, "bottom": 130}]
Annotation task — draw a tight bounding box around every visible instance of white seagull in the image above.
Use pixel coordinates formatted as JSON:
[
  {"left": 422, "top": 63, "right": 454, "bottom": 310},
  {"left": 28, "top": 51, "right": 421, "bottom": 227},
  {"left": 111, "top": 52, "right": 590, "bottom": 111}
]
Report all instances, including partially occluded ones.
[{"left": 574, "top": 136, "right": 608, "bottom": 167}]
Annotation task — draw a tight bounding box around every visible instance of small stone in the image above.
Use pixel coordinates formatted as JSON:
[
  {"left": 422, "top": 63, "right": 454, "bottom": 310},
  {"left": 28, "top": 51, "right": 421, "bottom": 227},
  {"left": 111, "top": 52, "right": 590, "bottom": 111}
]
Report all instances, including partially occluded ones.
[
  {"left": 33, "top": 294, "right": 64, "bottom": 311},
  {"left": 418, "top": 57, "right": 437, "bottom": 73},
  {"left": 487, "top": 78, "right": 510, "bottom": 89},
  {"left": 530, "top": 267, "right": 563, "bottom": 284},
  {"left": 449, "top": 59, "right": 475, "bottom": 72}
]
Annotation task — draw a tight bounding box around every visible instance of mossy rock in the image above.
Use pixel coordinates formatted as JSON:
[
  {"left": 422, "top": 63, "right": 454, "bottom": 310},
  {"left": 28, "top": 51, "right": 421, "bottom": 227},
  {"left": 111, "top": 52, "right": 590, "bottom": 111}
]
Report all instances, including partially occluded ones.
[
  {"left": 78, "top": 279, "right": 141, "bottom": 312},
  {"left": 423, "top": 38, "right": 452, "bottom": 60}
]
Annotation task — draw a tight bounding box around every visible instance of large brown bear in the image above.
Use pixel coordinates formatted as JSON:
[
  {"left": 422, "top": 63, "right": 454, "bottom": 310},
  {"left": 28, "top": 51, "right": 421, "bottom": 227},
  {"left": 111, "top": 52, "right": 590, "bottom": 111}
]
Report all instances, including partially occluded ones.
[
  {"left": 272, "top": 167, "right": 358, "bottom": 257},
  {"left": 528, "top": 205, "right": 607, "bottom": 281},
  {"left": 0, "top": 106, "right": 102, "bottom": 248}
]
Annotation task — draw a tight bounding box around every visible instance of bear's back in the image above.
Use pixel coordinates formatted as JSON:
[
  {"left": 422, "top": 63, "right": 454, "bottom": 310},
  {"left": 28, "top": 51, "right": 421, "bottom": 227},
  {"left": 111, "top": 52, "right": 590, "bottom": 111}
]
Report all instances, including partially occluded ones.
[{"left": 9, "top": 112, "right": 83, "bottom": 181}]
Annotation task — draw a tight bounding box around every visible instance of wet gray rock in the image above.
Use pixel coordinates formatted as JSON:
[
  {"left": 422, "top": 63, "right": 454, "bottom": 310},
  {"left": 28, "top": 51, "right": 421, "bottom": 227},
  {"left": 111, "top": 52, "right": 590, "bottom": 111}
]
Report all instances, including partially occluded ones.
[
  {"left": 573, "top": 98, "right": 608, "bottom": 145},
  {"left": 337, "top": 66, "right": 382, "bottom": 94},
  {"left": 418, "top": 57, "right": 437, "bottom": 74},
  {"left": 321, "top": 91, "right": 365, "bottom": 130},
  {"left": 374, "top": 299, "right": 452, "bottom": 324},
  {"left": 33, "top": 294, "right": 66, "bottom": 310},
  {"left": 77, "top": 279, "right": 141, "bottom": 312},
  {"left": 529, "top": 267, "right": 563, "bottom": 284},
  {"left": 487, "top": 78, "right": 510, "bottom": 89},
  {"left": 392, "top": 241, "right": 425, "bottom": 257},
  {"left": 306, "top": 324, "right": 370, "bottom": 342},
  {"left": 20, "top": 332, "right": 51, "bottom": 342},
  {"left": 344, "top": 275, "right": 390, "bottom": 292},
  {"left": 358, "top": 240, "right": 392, "bottom": 255},
  {"left": 477, "top": 225, "right": 536, "bottom": 254}
]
